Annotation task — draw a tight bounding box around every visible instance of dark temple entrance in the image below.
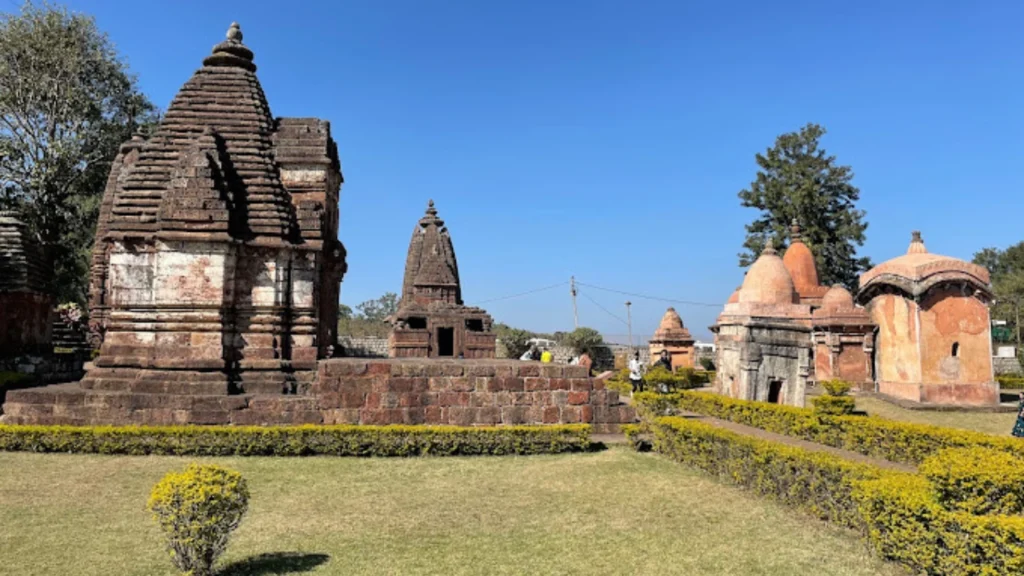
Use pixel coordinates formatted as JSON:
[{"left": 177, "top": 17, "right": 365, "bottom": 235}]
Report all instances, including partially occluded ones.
[
  {"left": 768, "top": 380, "right": 783, "bottom": 404},
  {"left": 437, "top": 327, "right": 454, "bottom": 357}
]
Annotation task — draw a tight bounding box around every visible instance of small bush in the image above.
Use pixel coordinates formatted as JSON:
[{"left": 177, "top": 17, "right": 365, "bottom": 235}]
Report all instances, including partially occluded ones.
[
  {"left": 811, "top": 395, "right": 856, "bottom": 416},
  {"left": 148, "top": 464, "right": 250, "bottom": 576},
  {"left": 920, "top": 447, "right": 1024, "bottom": 516},
  {"left": 820, "top": 379, "right": 852, "bottom": 396},
  {"left": 0, "top": 424, "right": 591, "bottom": 457},
  {"left": 699, "top": 357, "right": 715, "bottom": 371}
]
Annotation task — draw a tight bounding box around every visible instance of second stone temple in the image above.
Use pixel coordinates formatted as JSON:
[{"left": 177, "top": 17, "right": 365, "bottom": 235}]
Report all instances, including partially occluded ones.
[{"left": 388, "top": 201, "right": 497, "bottom": 358}]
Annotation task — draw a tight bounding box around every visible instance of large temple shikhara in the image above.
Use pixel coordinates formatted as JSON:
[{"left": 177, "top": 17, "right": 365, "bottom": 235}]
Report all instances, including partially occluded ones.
[
  {"left": 83, "top": 22, "right": 347, "bottom": 394},
  {"left": 388, "top": 201, "right": 496, "bottom": 359},
  {"left": 712, "top": 224, "right": 997, "bottom": 407}
]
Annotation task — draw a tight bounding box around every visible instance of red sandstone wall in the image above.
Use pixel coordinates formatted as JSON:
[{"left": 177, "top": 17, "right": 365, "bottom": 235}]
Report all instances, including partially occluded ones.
[
  {"left": 313, "top": 360, "right": 633, "bottom": 432},
  {"left": 836, "top": 344, "right": 870, "bottom": 387},
  {"left": 814, "top": 343, "right": 832, "bottom": 381},
  {"left": 0, "top": 293, "right": 52, "bottom": 355},
  {"left": 918, "top": 287, "right": 992, "bottom": 385}
]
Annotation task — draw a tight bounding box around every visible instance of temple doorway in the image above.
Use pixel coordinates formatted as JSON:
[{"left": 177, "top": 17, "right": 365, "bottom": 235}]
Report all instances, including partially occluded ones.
[
  {"left": 437, "top": 327, "right": 454, "bottom": 357},
  {"left": 768, "top": 380, "right": 783, "bottom": 404}
]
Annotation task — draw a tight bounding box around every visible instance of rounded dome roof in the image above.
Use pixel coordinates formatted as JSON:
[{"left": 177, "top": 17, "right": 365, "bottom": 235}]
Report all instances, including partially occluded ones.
[
  {"left": 738, "top": 240, "right": 798, "bottom": 305},
  {"left": 782, "top": 221, "right": 821, "bottom": 292},
  {"left": 821, "top": 285, "right": 854, "bottom": 310},
  {"left": 858, "top": 231, "right": 991, "bottom": 297},
  {"left": 727, "top": 287, "right": 740, "bottom": 304}
]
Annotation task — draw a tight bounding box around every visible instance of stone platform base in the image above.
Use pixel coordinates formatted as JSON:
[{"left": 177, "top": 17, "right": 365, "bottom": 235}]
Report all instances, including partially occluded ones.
[{"left": 1, "top": 359, "right": 636, "bottom": 432}]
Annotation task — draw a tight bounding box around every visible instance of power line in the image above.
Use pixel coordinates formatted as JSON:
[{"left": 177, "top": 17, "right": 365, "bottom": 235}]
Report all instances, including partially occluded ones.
[
  {"left": 575, "top": 280, "right": 723, "bottom": 308},
  {"left": 477, "top": 281, "right": 568, "bottom": 304},
  {"left": 579, "top": 291, "right": 629, "bottom": 327}
]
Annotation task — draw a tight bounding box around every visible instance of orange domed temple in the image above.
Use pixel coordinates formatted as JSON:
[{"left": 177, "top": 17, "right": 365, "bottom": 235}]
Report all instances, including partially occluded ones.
[
  {"left": 712, "top": 224, "right": 997, "bottom": 407},
  {"left": 1, "top": 24, "right": 635, "bottom": 430},
  {"left": 648, "top": 308, "right": 695, "bottom": 370}
]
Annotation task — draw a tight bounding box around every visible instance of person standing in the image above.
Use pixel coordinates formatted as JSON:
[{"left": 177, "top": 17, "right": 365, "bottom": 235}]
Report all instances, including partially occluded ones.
[
  {"left": 1013, "top": 392, "right": 1024, "bottom": 438},
  {"left": 628, "top": 351, "right": 644, "bottom": 394},
  {"left": 655, "top": 349, "right": 672, "bottom": 372},
  {"left": 578, "top": 351, "right": 593, "bottom": 376},
  {"left": 541, "top": 348, "right": 554, "bottom": 363}
]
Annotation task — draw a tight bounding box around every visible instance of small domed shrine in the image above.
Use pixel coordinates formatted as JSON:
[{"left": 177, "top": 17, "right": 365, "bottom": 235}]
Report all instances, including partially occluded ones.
[
  {"left": 388, "top": 201, "right": 496, "bottom": 358},
  {"left": 648, "top": 307, "right": 695, "bottom": 370},
  {"left": 81, "top": 22, "right": 347, "bottom": 395},
  {"left": 711, "top": 240, "right": 813, "bottom": 406},
  {"left": 811, "top": 285, "right": 875, "bottom": 389},
  {"left": 782, "top": 220, "right": 829, "bottom": 309},
  {"left": 856, "top": 231, "right": 997, "bottom": 405}
]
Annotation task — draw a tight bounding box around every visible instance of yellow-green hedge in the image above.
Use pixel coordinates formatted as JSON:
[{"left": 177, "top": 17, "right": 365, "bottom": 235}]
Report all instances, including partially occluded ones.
[
  {"left": 997, "top": 374, "right": 1024, "bottom": 389},
  {"left": 635, "top": 391, "right": 1024, "bottom": 465},
  {"left": 854, "top": 473, "right": 1024, "bottom": 575},
  {"left": 811, "top": 395, "right": 856, "bottom": 416},
  {"left": 919, "top": 447, "right": 1024, "bottom": 516},
  {"left": 0, "top": 424, "right": 591, "bottom": 457},
  {"left": 635, "top": 414, "right": 1024, "bottom": 576}
]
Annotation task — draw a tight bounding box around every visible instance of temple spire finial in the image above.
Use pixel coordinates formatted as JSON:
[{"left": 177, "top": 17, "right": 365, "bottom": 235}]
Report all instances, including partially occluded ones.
[
  {"left": 426, "top": 199, "right": 437, "bottom": 216},
  {"left": 908, "top": 230, "right": 927, "bottom": 254},
  {"left": 763, "top": 237, "right": 777, "bottom": 256},
  {"left": 790, "top": 218, "right": 802, "bottom": 241},
  {"left": 227, "top": 22, "right": 242, "bottom": 42}
]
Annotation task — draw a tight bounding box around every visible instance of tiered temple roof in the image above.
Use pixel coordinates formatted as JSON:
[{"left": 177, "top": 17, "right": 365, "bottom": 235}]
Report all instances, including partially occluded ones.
[{"left": 0, "top": 212, "right": 48, "bottom": 294}]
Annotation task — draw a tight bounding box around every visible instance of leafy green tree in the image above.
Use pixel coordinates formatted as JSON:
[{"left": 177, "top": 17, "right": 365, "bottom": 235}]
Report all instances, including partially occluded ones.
[
  {"left": 494, "top": 324, "right": 532, "bottom": 359},
  {"left": 0, "top": 2, "right": 157, "bottom": 303},
  {"left": 973, "top": 243, "right": 1024, "bottom": 352},
  {"left": 355, "top": 292, "right": 398, "bottom": 322},
  {"left": 738, "top": 123, "right": 871, "bottom": 289},
  {"left": 561, "top": 327, "right": 603, "bottom": 356}
]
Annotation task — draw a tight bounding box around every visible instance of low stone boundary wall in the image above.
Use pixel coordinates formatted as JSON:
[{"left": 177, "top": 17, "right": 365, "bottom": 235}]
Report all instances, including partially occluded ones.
[{"left": 313, "top": 359, "right": 633, "bottom": 433}]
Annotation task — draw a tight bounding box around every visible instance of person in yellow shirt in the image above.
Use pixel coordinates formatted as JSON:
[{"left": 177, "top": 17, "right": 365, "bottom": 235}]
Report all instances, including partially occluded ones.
[{"left": 540, "top": 349, "right": 553, "bottom": 363}]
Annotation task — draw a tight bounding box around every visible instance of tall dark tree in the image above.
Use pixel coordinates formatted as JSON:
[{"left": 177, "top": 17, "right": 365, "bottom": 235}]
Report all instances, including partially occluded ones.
[
  {"left": 0, "top": 2, "right": 157, "bottom": 304},
  {"left": 973, "top": 243, "right": 1024, "bottom": 352},
  {"left": 738, "top": 123, "right": 871, "bottom": 289}
]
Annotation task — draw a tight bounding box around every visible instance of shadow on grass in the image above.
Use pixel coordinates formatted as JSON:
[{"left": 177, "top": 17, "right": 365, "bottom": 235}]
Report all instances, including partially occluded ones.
[{"left": 218, "top": 552, "right": 329, "bottom": 576}]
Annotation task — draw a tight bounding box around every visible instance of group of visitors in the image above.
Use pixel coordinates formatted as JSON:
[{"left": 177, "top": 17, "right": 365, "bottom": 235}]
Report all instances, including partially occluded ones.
[
  {"left": 519, "top": 345, "right": 593, "bottom": 375},
  {"left": 628, "top": 349, "right": 673, "bottom": 395}
]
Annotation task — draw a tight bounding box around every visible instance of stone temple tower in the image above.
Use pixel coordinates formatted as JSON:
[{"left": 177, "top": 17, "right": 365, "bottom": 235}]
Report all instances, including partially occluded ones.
[
  {"left": 389, "top": 201, "right": 496, "bottom": 358},
  {"left": 84, "top": 22, "right": 347, "bottom": 395}
]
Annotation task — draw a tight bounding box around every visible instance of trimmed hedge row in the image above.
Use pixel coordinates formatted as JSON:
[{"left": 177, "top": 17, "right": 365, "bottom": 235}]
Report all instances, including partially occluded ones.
[
  {"left": 632, "top": 415, "right": 1024, "bottom": 576},
  {"left": 0, "top": 424, "right": 592, "bottom": 457},
  {"left": 997, "top": 374, "right": 1024, "bottom": 389},
  {"left": 635, "top": 391, "right": 1024, "bottom": 465}
]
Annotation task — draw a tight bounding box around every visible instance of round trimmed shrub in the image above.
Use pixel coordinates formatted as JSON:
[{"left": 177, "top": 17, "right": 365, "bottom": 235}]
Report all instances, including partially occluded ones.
[
  {"left": 147, "top": 463, "right": 250, "bottom": 576},
  {"left": 920, "top": 447, "right": 1024, "bottom": 516},
  {"left": 820, "top": 379, "right": 852, "bottom": 396}
]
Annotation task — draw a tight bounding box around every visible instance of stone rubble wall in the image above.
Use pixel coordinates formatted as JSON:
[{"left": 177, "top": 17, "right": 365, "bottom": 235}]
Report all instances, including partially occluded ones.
[{"left": 339, "top": 336, "right": 389, "bottom": 358}]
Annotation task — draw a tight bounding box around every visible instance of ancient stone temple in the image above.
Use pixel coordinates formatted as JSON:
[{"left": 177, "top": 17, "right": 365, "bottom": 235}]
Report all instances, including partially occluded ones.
[
  {"left": 389, "top": 201, "right": 496, "bottom": 359},
  {"left": 0, "top": 212, "right": 52, "bottom": 358},
  {"left": 648, "top": 307, "right": 695, "bottom": 370},
  {"left": 856, "top": 231, "right": 997, "bottom": 405},
  {"left": 81, "top": 22, "right": 346, "bottom": 395},
  {"left": 783, "top": 220, "right": 828, "bottom": 310},
  {"left": 711, "top": 241, "right": 812, "bottom": 406},
  {"left": 811, "top": 285, "right": 875, "bottom": 390}
]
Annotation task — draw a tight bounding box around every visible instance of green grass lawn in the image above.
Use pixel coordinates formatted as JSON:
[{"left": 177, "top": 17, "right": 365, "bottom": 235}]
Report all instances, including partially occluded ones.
[
  {"left": 855, "top": 396, "right": 1017, "bottom": 436},
  {"left": 0, "top": 447, "right": 902, "bottom": 576}
]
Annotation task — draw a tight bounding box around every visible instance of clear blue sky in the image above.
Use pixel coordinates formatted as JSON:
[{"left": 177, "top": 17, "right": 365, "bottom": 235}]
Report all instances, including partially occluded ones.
[{"left": 47, "top": 0, "right": 1024, "bottom": 342}]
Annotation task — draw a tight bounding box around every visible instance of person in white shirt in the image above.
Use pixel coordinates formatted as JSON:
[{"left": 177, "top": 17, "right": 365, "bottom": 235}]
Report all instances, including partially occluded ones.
[
  {"left": 628, "top": 351, "right": 644, "bottom": 394},
  {"left": 520, "top": 346, "right": 537, "bottom": 361}
]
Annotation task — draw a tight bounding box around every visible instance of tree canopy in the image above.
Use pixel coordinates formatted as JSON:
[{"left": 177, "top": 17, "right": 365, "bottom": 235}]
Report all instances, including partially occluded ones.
[
  {"left": 0, "top": 2, "right": 157, "bottom": 304},
  {"left": 973, "top": 243, "right": 1024, "bottom": 351},
  {"left": 738, "top": 123, "right": 871, "bottom": 290},
  {"left": 561, "top": 327, "right": 603, "bottom": 356}
]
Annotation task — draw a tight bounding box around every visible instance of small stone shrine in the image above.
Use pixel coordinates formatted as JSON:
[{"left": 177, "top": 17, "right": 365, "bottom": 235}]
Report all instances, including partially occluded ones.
[
  {"left": 647, "top": 307, "right": 695, "bottom": 370},
  {"left": 389, "top": 201, "right": 497, "bottom": 359},
  {"left": 811, "top": 285, "right": 875, "bottom": 390},
  {"left": 711, "top": 240, "right": 812, "bottom": 406},
  {"left": 0, "top": 212, "right": 52, "bottom": 359},
  {"left": 857, "top": 231, "right": 997, "bottom": 405}
]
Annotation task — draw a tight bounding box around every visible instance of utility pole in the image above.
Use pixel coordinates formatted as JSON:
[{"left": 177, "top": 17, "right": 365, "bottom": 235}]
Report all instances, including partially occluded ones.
[
  {"left": 570, "top": 276, "right": 578, "bottom": 329},
  {"left": 625, "top": 301, "right": 633, "bottom": 352}
]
